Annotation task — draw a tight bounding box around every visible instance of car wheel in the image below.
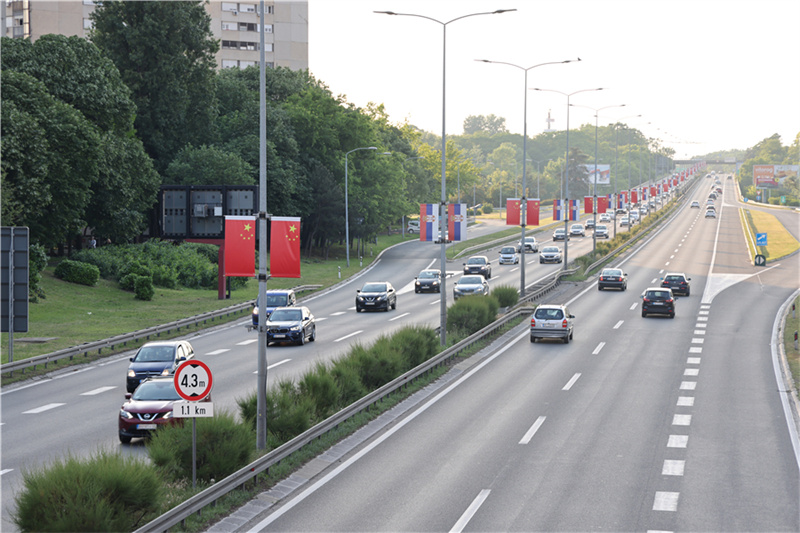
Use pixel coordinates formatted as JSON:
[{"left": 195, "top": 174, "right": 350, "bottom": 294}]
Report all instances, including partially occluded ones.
[
  {"left": 299, "top": 331, "right": 306, "bottom": 345},
  {"left": 669, "top": 312, "right": 675, "bottom": 319},
  {"left": 309, "top": 327, "right": 316, "bottom": 342},
  {"left": 641, "top": 310, "right": 647, "bottom": 318},
  {"left": 436, "top": 287, "right": 440, "bottom": 293},
  {"left": 540, "top": 259, "right": 544, "bottom": 264},
  {"left": 415, "top": 288, "right": 419, "bottom": 294},
  {"left": 686, "top": 289, "right": 690, "bottom": 296},
  {"left": 563, "top": 335, "right": 570, "bottom": 344},
  {"left": 391, "top": 299, "right": 397, "bottom": 310},
  {"left": 598, "top": 285, "right": 603, "bottom": 291},
  {"left": 119, "top": 433, "right": 132, "bottom": 444},
  {"left": 570, "top": 330, "right": 573, "bottom": 340},
  {"left": 623, "top": 284, "right": 627, "bottom": 291},
  {"left": 356, "top": 306, "right": 362, "bottom": 313},
  {"left": 530, "top": 336, "right": 536, "bottom": 343}
]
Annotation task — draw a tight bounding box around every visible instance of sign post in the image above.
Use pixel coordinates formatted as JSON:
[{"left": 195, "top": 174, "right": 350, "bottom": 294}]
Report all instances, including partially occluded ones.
[{"left": 174, "top": 360, "right": 214, "bottom": 488}]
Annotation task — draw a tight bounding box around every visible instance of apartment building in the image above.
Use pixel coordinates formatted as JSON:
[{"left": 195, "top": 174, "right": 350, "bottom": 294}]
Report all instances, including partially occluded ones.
[{"left": 1, "top": 0, "right": 308, "bottom": 71}]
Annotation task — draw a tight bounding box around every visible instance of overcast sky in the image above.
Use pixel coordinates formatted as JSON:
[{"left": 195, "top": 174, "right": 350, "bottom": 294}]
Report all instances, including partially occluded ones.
[{"left": 307, "top": 0, "right": 800, "bottom": 160}]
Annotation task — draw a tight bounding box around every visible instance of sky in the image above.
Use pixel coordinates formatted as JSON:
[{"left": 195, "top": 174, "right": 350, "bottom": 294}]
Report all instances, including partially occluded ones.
[{"left": 306, "top": 0, "right": 800, "bottom": 160}]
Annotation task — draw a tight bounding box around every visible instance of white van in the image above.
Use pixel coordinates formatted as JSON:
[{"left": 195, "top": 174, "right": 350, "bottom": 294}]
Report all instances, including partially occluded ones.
[{"left": 406, "top": 220, "right": 420, "bottom": 233}]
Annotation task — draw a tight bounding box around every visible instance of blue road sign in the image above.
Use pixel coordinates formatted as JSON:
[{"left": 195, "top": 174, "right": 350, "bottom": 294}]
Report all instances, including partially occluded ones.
[{"left": 756, "top": 233, "right": 767, "bottom": 246}]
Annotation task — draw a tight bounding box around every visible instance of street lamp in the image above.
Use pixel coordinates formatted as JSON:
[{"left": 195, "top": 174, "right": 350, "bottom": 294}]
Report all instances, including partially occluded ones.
[
  {"left": 345, "top": 146, "right": 377, "bottom": 267},
  {"left": 570, "top": 103, "right": 625, "bottom": 252},
  {"left": 477, "top": 58, "right": 579, "bottom": 295},
  {"left": 531, "top": 158, "right": 554, "bottom": 200},
  {"left": 612, "top": 115, "right": 641, "bottom": 239},
  {"left": 401, "top": 156, "right": 423, "bottom": 237},
  {"left": 377, "top": 8, "right": 516, "bottom": 346},
  {"left": 532, "top": 87, "right": 604, "bottom": 269}
]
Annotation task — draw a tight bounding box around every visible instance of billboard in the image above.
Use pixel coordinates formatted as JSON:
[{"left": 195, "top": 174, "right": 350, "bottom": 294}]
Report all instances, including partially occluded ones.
[
  {"left": 754, "top": 165, "right": 799, "bottom": 189},
  {"left": 581, "top": 164, "right": 611, "bottom": 185}
]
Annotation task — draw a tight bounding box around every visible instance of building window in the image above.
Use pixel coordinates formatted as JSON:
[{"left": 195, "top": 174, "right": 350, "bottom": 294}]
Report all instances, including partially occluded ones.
[
  {"left": 264, "top": 25, "right": 273, "bottom": 34},
  {"left": 221, "top": 40, "right": 261, "bottom": 52},
  {"left": 221, "top": 22, "right": 236, "bottom": 31},
  {"left": 240, "top": 4, "right": 256, "bottom": 13},
  {"left": 238, "top": 22, "right": 258, "bottom": 32},
  {"left": 221, "top": 2, "right": 238, "bottom": 12},
  {"left": 83, "top": 18, "right": 93, "bottom": 30},
  {"left": 222, "top": 60, "right": 238, "bottom": 69},
  {"left": 82, "top": 0, "right": 96, "bottom": 5}
]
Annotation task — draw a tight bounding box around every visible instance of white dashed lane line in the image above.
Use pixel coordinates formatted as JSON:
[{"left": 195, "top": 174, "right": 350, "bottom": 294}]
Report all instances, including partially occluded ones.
[
  {"left": 653, "top": 491, "right": 680, "bottom": 511},
  {"left": 206, "top": 349, "right": 230, "bottom": 355},
  {"left": 1, "top": 469, "right": 13, "bottom": 476},
  {"left": 562, "top": 373, "right": 581, "bottom": 391},
  {"left": 592, "top": 342, "right": 605, "bottom": 355},
  {"left": 662, "top": 460, "right": 685, "bottom": 476},
  {"left": 335, "top": 330, "right": 362, "bottom": 343},
  {"left": 614, "top": 320, "right": 624, "bottom": 329},
  {"left": 23, "top": 403, "right": 65, "bottom": 414},
  {"left": 81, "top": 386, "right": 116, "bottom": 396},
  {"left": 667, "top": 435, "right": 688, "bottom": 448},
  {"left": 519, "top": 416, "right": 546, "bottom": 445},
  {"left": 237, "top": 339, "right": 258, "bottom": 345}
]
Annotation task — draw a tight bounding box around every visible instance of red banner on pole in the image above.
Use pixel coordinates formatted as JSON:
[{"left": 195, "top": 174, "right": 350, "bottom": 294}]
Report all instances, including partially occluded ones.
[
  {"left": 584, "top": 196, "right": 593, "bottom": 215},
  {"left": 597, "top": 196, "right": 608, "bottom": 214},
  {"left": 527, "top": 199, "right": 540, "bottom": 226},
  {"left": 270, "top": 217, "right": 301, "bottom": 278},
  {"left": 506, "top": 198, "right": 521, "bottom": 226},
  {"left": 223, "top": 216, "right": 256, "bottom": 277}
]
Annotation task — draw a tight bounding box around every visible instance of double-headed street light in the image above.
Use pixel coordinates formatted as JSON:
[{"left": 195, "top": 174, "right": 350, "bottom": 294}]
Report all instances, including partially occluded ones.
[
  {"left": 532, "top": 87, "right": 604, "bottom": 269},
  {"left": 570, "top": 103, "right": 626, "bottom": 252},
  {"left": 376, "top": 8, "right": 516, "bottom": 346},
  {"left": 476, "top": 58, "right": 580, "bottom": 295}
]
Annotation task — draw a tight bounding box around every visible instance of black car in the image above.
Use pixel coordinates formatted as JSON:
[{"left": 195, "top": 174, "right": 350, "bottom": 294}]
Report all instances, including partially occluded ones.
[
  {"left": 641, "top": 287, "right": 675, "bottom": 318},
  {"left": 414, "top": 269, "right": 441, "bottom": 293},
  {"left": 126, "top": 340, "right": 194, "bottom": 393},
  {"left": 463, "top": 256, "right": 492, "bottom": 279},
  {"left": 598, "top": 268, "right": 627, "bottom": 291},
  {"left": 356, "top": 281, "right": 397, "bottom": 312},
  {"left": 661, "top": 272, "right": 691, "bottom": 296},
  {"left": 266, "top": 306, "right": 316, "bottom": 345}
]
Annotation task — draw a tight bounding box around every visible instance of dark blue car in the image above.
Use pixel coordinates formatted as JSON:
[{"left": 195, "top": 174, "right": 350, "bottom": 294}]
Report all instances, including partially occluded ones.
[
  {"left": 126, "top": 341, "right": 194, "bottom": 393},
  {"left": 252, "top": 289, "right": 297, "bottom": 326}
]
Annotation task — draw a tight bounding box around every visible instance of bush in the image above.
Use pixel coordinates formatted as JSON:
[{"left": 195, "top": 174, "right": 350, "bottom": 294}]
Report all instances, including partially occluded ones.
[
  {"left": 28, "top": 243, "right": 48, "bottom": 302},
  {"left": 447, "top": 295, "right": 499, "bottom": 337},
  {"left": 13, "top": 450, "right": 162, "bottom": 532},
  {"left": 492, "top": 285, "right": 519, "bottom": 308},
  {"left": 134, "top": 275, "right": 155, "bottom": 301},
  {"left": 482, "top": 204, "right": 493, "bottom": 214},
  {"left": 53, "top": 259, "right": 100, "bottom": 286},
  {"left": 147, "top": 411, "right": 253, "bottom": 483},
  {"left": 298, "top": 362, "right": 340, "bottom": 419}
]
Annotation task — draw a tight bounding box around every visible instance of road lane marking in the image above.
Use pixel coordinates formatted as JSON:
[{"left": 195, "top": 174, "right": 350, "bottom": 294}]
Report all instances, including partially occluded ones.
[
  {"left": 592, "top": 342, "right": 605, "bottom": 355},
  {"left": 693, "top": 330, "right": 706, "bottom": 335},
  {"left": 691, "top": 338, "right": 704, "bottom": 344},
  {"left": 684, "top": 368, "right": 699, "bottom": 376},
  {"left": 662, "top": 460, "right": 685, "bottom": 476},
  {"left": 335, "top": 330, "right": 362, "bottom": 342},
  {"left": 672, "top": 414, "right": 692, "bottom": 426},
  {"left": 450, "top": 489, "right": 491, "bottom": 533},
  {"left": 314, "top": 317, "right": 328, "bottom": 322},
  {"left": 689, "top": 347, "right": 703, "bottom": 353},
  {"left": 698, "top": 310, "right": 709, "bottom": 315},
  {"left": 629, "top": 303, "right": 638, "bottom": 310},
  {"left": 81, "top": 386, "right": 116, "bottom": 396},
  {"left": 23, "top": 403, "right": 65, "bottom": 414},
  {"left": 562, "top": 373, "right": 581, "bottom": 390},
  {"left": 237, "top": 339, "right": 258, "bottom": 345},
  {"left": 680, "top": 381, "right": 697, "bottom": 390},
  {"left": 430, "top": 299, "right": 441, "bottom": 306},
  {"left": 613, "top": 320, "right": 624, "bottom": 329},
  {"left": 665, "top": 262, "right": 670, "bottom": 266},
  {"left": 653, "top": 491, "right": 680, "bottom": 511},
  {"left": 519, "top": 416, "right": 546, "bottom": 444},
  {"left": 697, "top": 316, "right": 708, "bottom": 321},
  {"left": 330, "top": 311, "right": 346, "bottom": 316},
  {"left": 695, "top": 323, "right": 707, "bottom": 328},
  {"left": 253, "top": 359, "right": 292, "bottom": 374},
  {"left": 677, "top": 396, "right": 694, "bottom": 406},
  {"left": 389, "top": 313, "right": 410, "bottom": 322},
  {"left": 687, "top": 357, "right": 701, "bottom": 364},
  {"left": 667, "top": 435, "right": 688, "bottom": 448},
  {"left": 1, "top": 469, "right": 13, "bottom": 476},
  {"left": 206, "top": 349, "right": 230, "bottom": 355}
]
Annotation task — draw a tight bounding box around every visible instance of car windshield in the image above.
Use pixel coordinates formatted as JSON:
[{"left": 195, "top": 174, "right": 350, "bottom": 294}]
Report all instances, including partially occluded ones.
[
  {"left": 270, "top": 309, "right": 302, "bottom": 321},
  {"left": 596, "top": 225, "right": 607, "bottom": 231},
  {"left": 459, "top": 276, "right": 483, "bottom": 285},
  {"left": 542, "top": 247, "right": 559, "bottom": 253},
  {"left": 524, "top": 238, "right": 535, "bottom": 243},
  {"left": 571, "top": 225, "right": 582, "bottom": 230},
  {"left": 535, "top": 308, "right": 563, "bottom": 320},
  {"left": 501, "top": 247, "right": 516, "bottom": 254},
  {"left": 265, "top": 294, "right": 288, "bottom": 306},
  {"left": 362, "top": 283, "right": 387, "bottom": 293},
  {"left": 467, "top": 257, "right": 486, "bottom": 265},
  {"left": 419, "top": 271, "right": 438, "bottom": 279},
  {"left": 132, "top": 380, "right": 181, "bottom": 401},
  {"left": 134, "top": 346, "right": 174, "bottom": 362},
  {"left": 554, "top": 229, "right": 564, "bottom": 234}
]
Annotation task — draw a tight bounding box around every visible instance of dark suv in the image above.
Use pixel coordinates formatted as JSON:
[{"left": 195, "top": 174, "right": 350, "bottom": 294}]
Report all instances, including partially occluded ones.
[
  {"left": 252, "top": 289, "right": 297, "bottom": 326},
  {"left": 641, "top": 288, "right": 675, "bottom": 318},
  {"left": 463, "top": 256, "right": 492, "bottom": 279},
  {"left": 126, "top": 340, "right": 194, "bottom": 393},
  {"left": 660, "top": 273, "right": 691, "bottom": 296}
]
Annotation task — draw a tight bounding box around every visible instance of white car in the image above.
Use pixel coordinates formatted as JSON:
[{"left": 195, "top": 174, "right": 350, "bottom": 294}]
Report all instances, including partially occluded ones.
[
  {"left": 599, "top": 213, "right": 611, "bottom": 223},
  {"left": 619, "top": 216, "right": 630, "bottom": 226},
  {"left": 570, "top": 223, "right": 585, "bottom": 237},
  {"left": 517, "top": 236, "right": 539, "bottom": 253},
  {"left": 594, "top": 224, "right": 609, "bottom": 238},
  {"left": 406, "top": 220, "right": 420, "bottom": 233},
  {"left": 498, "top": 246, "right": 520, "bottom": 265}
]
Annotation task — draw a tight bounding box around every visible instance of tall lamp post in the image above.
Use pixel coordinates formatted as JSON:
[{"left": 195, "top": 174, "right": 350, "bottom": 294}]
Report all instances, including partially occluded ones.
[
  {"left": 532, "top": 87, "right": 604, "bottom": 269},
  {"left": 531, "top": 158, "right": 554, "bottom": 199},
  {"left": 570, "top": 103, "right": 626, "bottom": 252},
  {"left": 477, "top": 58, "right": 579, "bottom": 295},
  {"left": 376, "top": 8, "right": 516, "bottom": 346},
  {"left": 345, "top": 146, "right": 377, "bottom": 267},
  {"left": 612, "top": 115, "right": 641, "bottom": 239}
]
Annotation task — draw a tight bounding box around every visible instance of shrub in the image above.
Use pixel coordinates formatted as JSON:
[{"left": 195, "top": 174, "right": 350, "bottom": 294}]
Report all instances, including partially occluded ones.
[
  {"left": 147, "top": 411, "right": 253, "bottom": 483},
  {"left": 298, "top": 362, "right": 339, "bottom": 419},
  {"left": 492, "top": 285, "right": 519, "bottom": 308},
  {"left": 28, "top": 243, "right": 48, "bottom": 302},
  {"left": 13, "top": 450, "right": 162, "bottom": 532},
  {"left": 353, "top": 339, "right": 403, "bottom": 389},
  {"left": 151, "top": 264, "right": 179, "bottom": 289},
  {"left": 447, "top": 295, "right": 499, "bottom": 336},
  {"left": 53, "top": 259, "right": 100, "bottom": 286},
  {"left": 482, "top": 204, "right": 493, "bottom": 214},
  {"left": 329, "top": 357, "right": 368, "bottom": 406},
  {"left": 134, "top": 275, "right": 155, "bottom": 301},
  {"left": 389, "top": 325, "right": 440, "bottom": 369}
]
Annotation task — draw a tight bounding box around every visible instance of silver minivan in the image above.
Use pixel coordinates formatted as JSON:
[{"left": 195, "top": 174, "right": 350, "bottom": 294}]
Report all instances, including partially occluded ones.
[{"left": 530, "top": 304, "right": 575, "bottom": 344}]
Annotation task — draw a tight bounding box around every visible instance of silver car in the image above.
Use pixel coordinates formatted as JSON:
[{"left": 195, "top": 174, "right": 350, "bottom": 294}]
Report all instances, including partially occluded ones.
[
  {"left": 498, "top": 246, "right": 520, "bottom": 265},
  {"left": 453, "top": 275, "right": 489, "bottom": 300},
  {"left": 530, "top": 304, "right": 575, "bottom": 343},
  {"left": 539, "top": 246, "right": 562, "bottom": 264}
]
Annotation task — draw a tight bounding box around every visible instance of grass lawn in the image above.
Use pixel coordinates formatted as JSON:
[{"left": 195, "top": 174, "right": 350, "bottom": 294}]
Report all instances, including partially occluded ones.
[{"left": 741, "top": 208, "right": 800, "bottom": 260}]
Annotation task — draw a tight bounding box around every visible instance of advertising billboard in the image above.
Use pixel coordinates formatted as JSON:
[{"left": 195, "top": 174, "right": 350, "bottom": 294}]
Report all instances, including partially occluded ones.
[
  {"left": 754, "top": 165, "right": 799, "bottom": 189},
  {"left": 581, "top": 164, "right": 611, "bottom": 185}
]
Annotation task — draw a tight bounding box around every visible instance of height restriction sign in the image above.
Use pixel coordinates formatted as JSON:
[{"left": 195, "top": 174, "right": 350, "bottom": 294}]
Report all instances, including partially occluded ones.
[{"left": 174, "top": 360, "right": 213, "bottom": 401}]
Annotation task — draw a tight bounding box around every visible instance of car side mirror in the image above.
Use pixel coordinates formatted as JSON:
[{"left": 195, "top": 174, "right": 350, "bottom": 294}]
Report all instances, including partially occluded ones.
[
  {"left": 569, "top": 314, "right": 575, "bottom": 318},
  {"left": 129, "top": 357, "right": 134, "bottom": 362},
  {"left": 356, "top": 289, "right": 361, "bottom": 294}
]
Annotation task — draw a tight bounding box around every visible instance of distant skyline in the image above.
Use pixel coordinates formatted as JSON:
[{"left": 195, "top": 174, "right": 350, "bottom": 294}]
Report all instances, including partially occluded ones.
[{"left": 308, "top": 0, "right": 800, "bottom": 160}]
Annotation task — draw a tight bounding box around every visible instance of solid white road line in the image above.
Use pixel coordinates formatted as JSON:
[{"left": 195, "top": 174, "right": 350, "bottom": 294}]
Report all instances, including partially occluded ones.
[
  {"left": 81, "top": 386, "right": 116, "bottom": 396},
  {"left": 519, "top": 416, "right": 546, "bottom": 445},
  {"left": 450, "top": 489, "right": 491, "bottom": 533}
]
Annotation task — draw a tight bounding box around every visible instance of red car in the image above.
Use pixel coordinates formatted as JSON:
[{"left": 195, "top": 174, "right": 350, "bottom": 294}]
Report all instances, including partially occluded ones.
[{"left": 118, "top": 376, "right": 209, "bottom": 443}]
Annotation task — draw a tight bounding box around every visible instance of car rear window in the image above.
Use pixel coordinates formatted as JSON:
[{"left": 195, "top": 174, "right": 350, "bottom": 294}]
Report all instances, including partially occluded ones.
[
  {"left": 535, "top": 308, "right": 563, "bottom": 320},
  {"left": 647, "top": 290, "right": 670, "bottom": 299}
]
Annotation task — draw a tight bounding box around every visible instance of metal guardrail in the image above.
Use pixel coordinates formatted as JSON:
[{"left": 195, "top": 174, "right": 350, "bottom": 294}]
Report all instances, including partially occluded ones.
[
  {"left": 135, "top": 274, "right": 572, "bottom": 532},
  {"left": 1, "top": 285, "right": 322, "bottom": 375}
]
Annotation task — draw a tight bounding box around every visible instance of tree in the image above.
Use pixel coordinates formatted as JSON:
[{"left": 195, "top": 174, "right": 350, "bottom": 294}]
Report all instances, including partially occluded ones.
[
  {"left": 463, "top": 114, "right": 508, "bottom": 135},
  {"left": 164, "top": 145, "right": 254, "bottom": 186},
  {"left": 90, "top": 1, "right": 220, "bottom": 173}
]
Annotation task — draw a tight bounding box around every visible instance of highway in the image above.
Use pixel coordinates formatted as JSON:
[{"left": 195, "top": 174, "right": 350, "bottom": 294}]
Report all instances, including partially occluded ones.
[{"left": 2, "top": 176, "right": 798, "bottom": 532}]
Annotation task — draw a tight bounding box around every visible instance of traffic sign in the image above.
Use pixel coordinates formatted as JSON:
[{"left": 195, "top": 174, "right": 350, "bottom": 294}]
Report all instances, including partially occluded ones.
[
  {"left": 174, "top": 360, "right": 213, "bottom": 401},
  {"left": 754, "top": 254, "right": 766, "bottom": 266},
  {"left": 756, "top": 233, "right": 767, "bottom": 246},
  {"left": 173, "top": 401, "right": 214, "bottom": 418}
]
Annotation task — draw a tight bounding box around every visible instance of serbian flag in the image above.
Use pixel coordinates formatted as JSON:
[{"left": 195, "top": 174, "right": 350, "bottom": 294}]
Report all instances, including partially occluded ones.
[
  {"left": 527, "top": 199, "right": 540, "bottom": 226},
  {"left": 597, "top": 196, "right": 608, "bottom": 214},
  {"left": 553, "top": 199, "right": 564, "bottom": 221},
  {"left": 270, "top": 216, "right": 301, "bottom": 278},
  {"left": 584, "top": 196, "right": 593, "bottom": 215},
  {"left": 620, "top": 191, "right": 628, "bottom": 208},
  {"left": 224, "top": 216, "right": 256, "bottom": 277},
  {"left": 506, "top": 198, "right": 521, "bottom": 226},
  {"left": 569, "top": 200, "right": 580, "bottom": 221},
  {"left": 420, "top": 204, "right": 438, "bottom": 242},
  {"left": 448, "top": 203, "right": 467, "bottom": 241}
]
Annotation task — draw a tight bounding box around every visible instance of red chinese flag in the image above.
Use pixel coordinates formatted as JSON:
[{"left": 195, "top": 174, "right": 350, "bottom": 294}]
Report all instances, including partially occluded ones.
[
  {"left": 270, "top": 216, "right": 301, "bottom": 278},
  {"left": 506, "top": 199, "right": 521, "bottom": 225},
  {"left": 597, "top": 196, "right": 608, "bottom": 214},
  {"left": 584, "top": 196, "right": 593, "bottom": 215},
  {"left": 224, "top": 216, "right": 256, "bottom": 277},
  {"left": 631, "top": 190, "right": 638, "bottom": 204},
  {"left": 527, "top": 199, "right": 540, "bottom": 226}
]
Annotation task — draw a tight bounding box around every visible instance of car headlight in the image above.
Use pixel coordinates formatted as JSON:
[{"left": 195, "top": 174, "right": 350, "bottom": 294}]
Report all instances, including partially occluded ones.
[
  {"left": 161, "top": 368, "right": 171, "bottom": 376},
  {"left": 163, "top": 411, "right": 173, "bottom": 420},
  {"left": 127, "top": 369, "right": 136, "bottom": 378},
  {"left": 289, "top": 325, "right": 300, "bottom": 331},
  {"left": 357, "top": 296, "right": 365, "bottom": 302},
  {"left": 252, "top": 307, "right": 259, "bottom": 316},
  {"left": 120, "top": 409, "right": 134, "bottom": 419},
  {"left": 432, "top": 280, "right": 439, "bottom": 286},
  {"left": 377, "top": 295, "right": 386, "bottom": 301},
  {"left": 415, "top": 281, "right": 421, "bottom": 286}
]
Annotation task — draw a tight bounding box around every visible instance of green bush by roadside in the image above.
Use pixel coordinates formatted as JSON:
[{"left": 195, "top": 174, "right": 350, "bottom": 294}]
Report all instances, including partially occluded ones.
[
  {"left": 53, "top": 258, "right": 100, "bottom": 286},
  {"left": 492, "top": 285, "right": 519, "bottom": 308},
  {"left": 13, "top": 450, "right": 162, "bottom": 532},
  {"left": 446, "top": 295, "right": 500, "bottom": 340}
]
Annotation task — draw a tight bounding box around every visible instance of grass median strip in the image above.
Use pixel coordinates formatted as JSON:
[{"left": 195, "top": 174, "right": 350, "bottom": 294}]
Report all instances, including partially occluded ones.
[{"left": 741, "top": 208, "right": 800, "bottom": 261}]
